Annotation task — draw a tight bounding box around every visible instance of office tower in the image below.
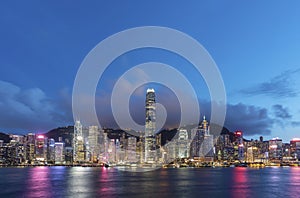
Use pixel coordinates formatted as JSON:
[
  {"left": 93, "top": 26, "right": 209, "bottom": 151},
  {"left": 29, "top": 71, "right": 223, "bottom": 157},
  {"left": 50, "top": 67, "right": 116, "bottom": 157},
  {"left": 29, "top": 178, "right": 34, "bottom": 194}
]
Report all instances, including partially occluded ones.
[
  {"left": 47, "top": 138, "right": 55, "bottom": 164},
  {"left": 127, "top": 136, "right": 137, "bottom": 163},
  {"left": 54, "top": 142, "right": 65, "bottom": 164},
  {"left": 102, "top": 133, "right": 109, "bottom": 163},
  {"left": 25, "top": 133, "right": 35, "bottom": 163},
  {"left": 115, "top": 139, "right": 123, "bottom": 163},
  {"left": 290, "top": 138, "right": 300, "bottom": 160},
  {"left": 200, "top": 117, "right": 214, "bottom": 161},
  {"left": 88, "top": 125, "right": 101, "bottom": 162},
  {"left": 35, "top": 135, "right": 47, "bottom": 162},
  {"left": 269, "top": 137, "right": 282, "bottom": 161},
  {"left": 145, "top": 88, "right": 156, "bottom": 163},
  {"left": 177, "top": 129, "right": 189, "bottom": 158},
  {"left": 234, "top": 131, "right": 244, "bottom": 161},
  {"left": 73, "top": 120, "right": 85, "bottom": 163},
  {"left": 108, "top": 139, "right": 116, "bottom": 163},
  {"left": 65, "top": 147, "right": 73, "bottom": 165},
  {"left": 190, "top": 116, "right": 213, "bottom": 161}
]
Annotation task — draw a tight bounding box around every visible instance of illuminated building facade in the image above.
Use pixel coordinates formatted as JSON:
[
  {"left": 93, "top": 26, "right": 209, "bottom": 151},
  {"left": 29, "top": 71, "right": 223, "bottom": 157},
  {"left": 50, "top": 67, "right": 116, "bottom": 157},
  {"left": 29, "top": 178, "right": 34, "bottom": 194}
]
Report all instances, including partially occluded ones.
[
  {"left": 47, "top": 138, "right": 55, "bottom": 163},
  {"left": 177, "top": 129, "right": 189, "bottom": 158},
  {"left": 73, "top": 120, "right": 85, "bottom": 163},
  {"left": 25, "top": 133, "right": 35, "bottom": 163},
  {"left": 35, "top": 135, "right": 47, "bottom": 162},
  {"left": 108, "top": 139, "right": 116, "bottom": 163},
  {"left": 127, "top": 136, "right": 137, "bottom": 163},
  {"left": 190, "top": 116, "right": 213, "bottom": 161},
  {"left": 144, "top": 88, "right": 156, "bottom": 163},
  {"left": 88, "top": 125, "right": 101, "bottom": 162},
  {"left": 269, "top": 137, "right": 282, "bottom": 161},
  {"left": 54, "top": 142, "right": 65, "bottom": 164},
  {"left": 290, "top": 138, "right": 300, "bottom": 160},
  {"left": 234, "top": 131, "right": 244, "bottom": 161}
]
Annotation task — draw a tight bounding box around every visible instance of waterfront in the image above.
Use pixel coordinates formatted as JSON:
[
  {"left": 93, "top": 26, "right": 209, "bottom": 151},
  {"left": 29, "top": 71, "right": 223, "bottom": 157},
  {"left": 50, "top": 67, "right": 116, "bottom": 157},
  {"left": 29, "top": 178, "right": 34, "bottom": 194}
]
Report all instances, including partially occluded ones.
[{"left": 1, "top": 167, "right": 300, "bottom": 198}]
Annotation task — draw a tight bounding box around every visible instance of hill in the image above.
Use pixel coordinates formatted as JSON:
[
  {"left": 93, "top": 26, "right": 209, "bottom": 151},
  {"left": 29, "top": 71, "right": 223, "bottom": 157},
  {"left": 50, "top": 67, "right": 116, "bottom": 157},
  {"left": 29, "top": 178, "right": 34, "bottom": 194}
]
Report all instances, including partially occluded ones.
[
  {"left": 45, "top": 126, "right": 74, "bottom": 147},
  {"left": 0, "top": 132, "right": 10, "bottom": 143}
]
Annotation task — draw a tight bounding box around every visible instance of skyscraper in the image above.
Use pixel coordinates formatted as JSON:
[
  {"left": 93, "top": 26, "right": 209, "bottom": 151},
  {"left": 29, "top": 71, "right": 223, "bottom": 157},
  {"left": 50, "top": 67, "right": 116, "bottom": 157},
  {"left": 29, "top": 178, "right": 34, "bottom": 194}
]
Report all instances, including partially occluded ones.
[
  {"left": 234, "top": 131, "right": 244, "bottom": 161},
  {"left": 290, "top": 138, "right": 300, "bottom": 160},
  {"left": 190, "top": 116, "right": 213, "bottom": 161},
  {"left": 35, "top": 135, "right": 47, "bottom": 163},
  {"left": 88, "top": 125, "right": 100, "bottom": 162},
  {"left": 145, "top": 88, "right": 156, "bottom": 163},
  {"left": 54, "top": 142, "right": 65, "bottom": 164},
  {"left": 177, "top": 129, "right": 189, "bottom": 158},
  {"left": 73, "top": 120, "right": 85, "bottom": 163}
]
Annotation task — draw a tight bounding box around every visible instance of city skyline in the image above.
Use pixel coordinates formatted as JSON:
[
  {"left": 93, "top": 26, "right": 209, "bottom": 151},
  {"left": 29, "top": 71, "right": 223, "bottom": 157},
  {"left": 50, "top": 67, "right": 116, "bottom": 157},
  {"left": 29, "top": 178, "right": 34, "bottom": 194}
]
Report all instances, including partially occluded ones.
[{"left": 1, "top": 1, "right": 300, "bottom": 142}]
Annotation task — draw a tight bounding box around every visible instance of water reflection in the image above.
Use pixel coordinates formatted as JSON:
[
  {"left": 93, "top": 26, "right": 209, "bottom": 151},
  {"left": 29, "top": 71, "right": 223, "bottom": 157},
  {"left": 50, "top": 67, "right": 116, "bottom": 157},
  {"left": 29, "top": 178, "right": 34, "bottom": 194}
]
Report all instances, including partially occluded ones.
[
  {"left": 25, "top": 167, "right": 53, "bottom": 198},
  {"left": 288, "top": 167, "right": 300, "bottom": 197},
  {"left": 231, "top": 167, "right": 250, "bottom": 197},
  {"left": 98, "top": 167, "right": 117, "bottom": 197},
  {"left": 67, "top": 167, "right": 97, "bottom": 197}
]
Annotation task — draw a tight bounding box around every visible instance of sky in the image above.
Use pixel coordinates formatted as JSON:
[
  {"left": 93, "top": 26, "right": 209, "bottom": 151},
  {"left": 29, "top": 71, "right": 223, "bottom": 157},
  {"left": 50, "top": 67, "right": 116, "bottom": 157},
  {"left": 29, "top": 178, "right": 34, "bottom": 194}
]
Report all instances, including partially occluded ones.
[{"left": 0, "top": 1, "right": 300, "bottom": 142}]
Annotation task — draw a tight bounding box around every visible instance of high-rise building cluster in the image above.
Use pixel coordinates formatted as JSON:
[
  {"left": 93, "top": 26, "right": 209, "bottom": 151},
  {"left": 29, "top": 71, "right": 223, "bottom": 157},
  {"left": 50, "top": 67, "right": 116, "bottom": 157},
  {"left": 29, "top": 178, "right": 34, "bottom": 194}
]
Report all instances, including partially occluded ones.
[
  {"left": 0, "top": 133, "right": 69, "bottom": 165},
  {"left": 0, "top": 89, "right": 300, "bottom": 167}
]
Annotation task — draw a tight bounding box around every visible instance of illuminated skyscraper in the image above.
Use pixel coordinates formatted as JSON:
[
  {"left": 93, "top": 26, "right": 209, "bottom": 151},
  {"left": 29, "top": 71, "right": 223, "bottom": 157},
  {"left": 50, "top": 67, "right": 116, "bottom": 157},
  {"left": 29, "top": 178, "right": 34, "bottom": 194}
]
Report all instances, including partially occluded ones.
[
  {"left": 54, "top": 142, "right": 65, "bottom": 164},
  {"left": 73, "top": 120, "right": 85, "bottom": 163},
  {"left": 177, "top": 129, "right": 189, "bottom": 158},
  {"left": 190, "top": 116, "right": 214, "bottom": 161},
  {"left": 269, "top": 137, "right": 282, "bottom": 161},
  {"left": 145, "top": 88, "right": 156, "bottom": 163},
  {"left": 127, "top": 136, "right": 137, "bottom": 163},
  {"left": 35, "top": 135, "right": 47, "bottom": 162},
  {"left": 234, "top": 131, "right": 244, "bottom": 161},
  {"left": 88, "top": 125, "right": 101, "bottom": 162},
  {"left": 25, "top": 133, "right": 35, "bottom": 163},
  {"left": 290, "top": 138, "right": 300, "bottom": 160},
  {"left": 47, "top": 138, "right": 55, "bottom": 164}
]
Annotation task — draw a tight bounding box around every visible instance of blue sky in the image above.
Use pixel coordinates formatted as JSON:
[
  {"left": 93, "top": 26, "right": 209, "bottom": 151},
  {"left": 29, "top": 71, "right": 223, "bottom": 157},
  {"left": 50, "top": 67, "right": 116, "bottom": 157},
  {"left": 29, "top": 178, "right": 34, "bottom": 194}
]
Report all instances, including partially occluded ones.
[{"left": 1, "top": 1, "right": 300, "bottom": 142}]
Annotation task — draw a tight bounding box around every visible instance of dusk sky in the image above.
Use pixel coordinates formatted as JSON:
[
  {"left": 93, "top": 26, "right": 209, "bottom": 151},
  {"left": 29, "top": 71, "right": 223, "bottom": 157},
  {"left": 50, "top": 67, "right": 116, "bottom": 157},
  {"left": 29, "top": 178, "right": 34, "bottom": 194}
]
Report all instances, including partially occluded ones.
[{"left": 1, "top": 1, "right": 300, "bottom": 142}]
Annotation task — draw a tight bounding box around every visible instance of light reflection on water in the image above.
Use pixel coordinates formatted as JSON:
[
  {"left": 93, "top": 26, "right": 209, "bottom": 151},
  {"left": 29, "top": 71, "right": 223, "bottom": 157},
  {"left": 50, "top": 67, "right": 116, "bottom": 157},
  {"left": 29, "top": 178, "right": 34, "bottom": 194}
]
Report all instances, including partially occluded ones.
[
  {"left": 231, "top": 167, "right": 250, "bottom": 198},
  {"left": 1, "top": 167, "right": 300, "bottom": 197},
  {"left": 25, "top": 167, "right": 53, "bottom": 198}
]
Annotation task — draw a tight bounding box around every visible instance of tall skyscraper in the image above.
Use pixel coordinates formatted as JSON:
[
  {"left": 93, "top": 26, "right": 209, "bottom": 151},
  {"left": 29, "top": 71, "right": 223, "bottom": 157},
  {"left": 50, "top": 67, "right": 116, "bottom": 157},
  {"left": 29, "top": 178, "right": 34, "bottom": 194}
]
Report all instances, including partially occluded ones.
[
  {"left": 73, "top": 120, "right": 85, "bottom": 163},
  {"left": 290, "top": 138, "right": 300, "bottom": 160},
  {"left": 54, "top": 142, "right": 65, "bottom": 164},
  {"left": 25, "top": 133, "right": 35, "bottom": 164},
  {"left": 88, "top": 125, "right": 100, "bottom": 162},
  {"left": 145, "top": 88, "right": 156, "bottom": 163},
  {"left": 127, "top": 136, "right": 137, "bottom": 163},
  {"left": 234, "top": 131, "right": 244, "bottom": 161},
  {"left": 177, "top": 129, "right": 189, "bottom": 158},
  {"left": 35, "top": 134, "right": 47, "bottom": 162},
  {"left": 190, "top": 116, "right": 213, "bottom": 161},
  {"left": 269, "top": 137, "right": 282, "bottom": 161}
]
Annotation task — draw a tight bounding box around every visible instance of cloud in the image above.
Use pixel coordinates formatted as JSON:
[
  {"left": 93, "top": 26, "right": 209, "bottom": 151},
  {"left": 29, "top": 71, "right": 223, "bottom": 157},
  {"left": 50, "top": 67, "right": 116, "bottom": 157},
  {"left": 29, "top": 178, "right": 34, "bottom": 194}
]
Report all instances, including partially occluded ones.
[
  {"left": 0, "top": 80, "right": 72, "bottom": 133},
  {"left": 224, "top": 103, "right": 274, "bottom": 136},
  {"left": 240, "top": 69, "right": 300, "bottom": 98},
  {"left": 272, "top": 104, "right": 292, "bottom": 119},
  {"left": 291, "top": 121, "right": 300, "bottom": 127}
]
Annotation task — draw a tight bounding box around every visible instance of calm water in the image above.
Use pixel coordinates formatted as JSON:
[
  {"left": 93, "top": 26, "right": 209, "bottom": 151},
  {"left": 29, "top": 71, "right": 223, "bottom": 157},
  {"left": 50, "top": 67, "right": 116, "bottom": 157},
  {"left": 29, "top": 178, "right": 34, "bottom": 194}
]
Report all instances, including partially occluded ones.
[{"left": 0, "top": 166, "right": 300, "bottom": 198}]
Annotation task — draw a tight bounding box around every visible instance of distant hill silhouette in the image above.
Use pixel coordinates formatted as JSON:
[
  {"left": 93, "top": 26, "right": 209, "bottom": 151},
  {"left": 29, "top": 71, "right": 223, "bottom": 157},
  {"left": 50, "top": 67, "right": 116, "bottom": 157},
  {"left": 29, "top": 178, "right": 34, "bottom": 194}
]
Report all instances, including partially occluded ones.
[
  {"left": 0, "top": 132, "right": 10, "bottom": 143},
  {"left": 0, "top": 123, "right": 234, "bottom": 146},
  {"left": 45, "top": 126, "right": 74, "bottom": 147}
]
